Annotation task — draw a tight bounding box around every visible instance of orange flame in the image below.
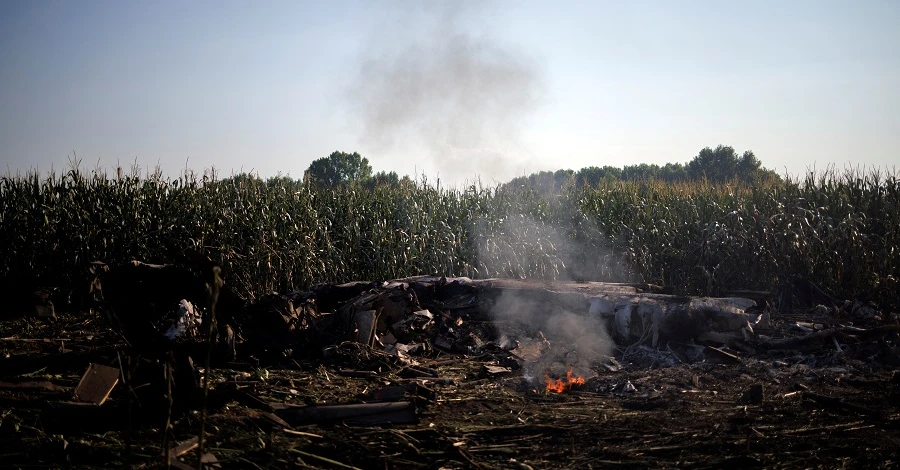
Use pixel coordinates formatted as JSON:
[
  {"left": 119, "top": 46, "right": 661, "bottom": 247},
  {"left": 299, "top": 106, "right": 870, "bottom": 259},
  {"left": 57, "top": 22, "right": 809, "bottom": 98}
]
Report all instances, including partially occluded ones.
[{"left": 544, "top": 368, "right": 585, "bottom": 393}]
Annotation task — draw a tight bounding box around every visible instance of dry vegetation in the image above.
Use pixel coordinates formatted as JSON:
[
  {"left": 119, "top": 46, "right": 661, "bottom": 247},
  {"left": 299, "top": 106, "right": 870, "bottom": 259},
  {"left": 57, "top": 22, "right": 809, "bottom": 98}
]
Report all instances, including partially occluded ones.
[{"left": 1, "top": 165, "right": 897, "bottom": 309}]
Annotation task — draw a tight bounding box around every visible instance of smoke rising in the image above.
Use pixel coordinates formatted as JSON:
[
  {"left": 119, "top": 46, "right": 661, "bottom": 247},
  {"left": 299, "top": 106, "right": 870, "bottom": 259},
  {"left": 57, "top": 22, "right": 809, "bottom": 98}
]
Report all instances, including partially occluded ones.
[
  {"left": 349, "top": 3, "right": 545, "bottom": 184},
  {"left": 472, "top": 212, "right": 637, "bottom": 283},
  {"left": 475, "top": 214, "right": 621, "bottom": 384},
  {"left": 490, "top": 287, "right": 615, "bottom": 384}
]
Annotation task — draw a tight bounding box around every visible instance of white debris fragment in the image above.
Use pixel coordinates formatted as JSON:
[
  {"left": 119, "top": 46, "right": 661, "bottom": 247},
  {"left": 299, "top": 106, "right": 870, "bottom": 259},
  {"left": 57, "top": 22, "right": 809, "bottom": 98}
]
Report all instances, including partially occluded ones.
[{"left": 164, "top": 299, "right": 201, "bottom": 340}]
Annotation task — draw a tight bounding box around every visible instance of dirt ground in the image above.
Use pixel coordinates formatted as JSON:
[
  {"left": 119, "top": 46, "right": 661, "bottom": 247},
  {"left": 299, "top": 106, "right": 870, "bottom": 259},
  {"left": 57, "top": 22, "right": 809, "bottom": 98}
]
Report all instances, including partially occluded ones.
[{"left": 1, "top": 277, "right": 899, "bottom": 469}]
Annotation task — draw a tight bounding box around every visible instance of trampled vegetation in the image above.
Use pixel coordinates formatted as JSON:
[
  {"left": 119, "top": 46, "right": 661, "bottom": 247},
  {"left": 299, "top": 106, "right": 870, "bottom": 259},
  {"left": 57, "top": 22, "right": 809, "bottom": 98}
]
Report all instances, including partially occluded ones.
[{"left": 1, "top": 165, "right": 897, "bottom": 309}]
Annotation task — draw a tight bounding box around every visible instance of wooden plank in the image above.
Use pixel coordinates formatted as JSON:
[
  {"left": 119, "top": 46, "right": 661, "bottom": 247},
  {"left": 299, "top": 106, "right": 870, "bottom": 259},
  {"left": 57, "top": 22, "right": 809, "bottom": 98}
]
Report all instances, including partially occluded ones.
[
  {"left": 73, "top": 363, "right": 119, "bottom": 405},
  {"left": 273, "top": 401, "right": 417, "bottom": 426}
]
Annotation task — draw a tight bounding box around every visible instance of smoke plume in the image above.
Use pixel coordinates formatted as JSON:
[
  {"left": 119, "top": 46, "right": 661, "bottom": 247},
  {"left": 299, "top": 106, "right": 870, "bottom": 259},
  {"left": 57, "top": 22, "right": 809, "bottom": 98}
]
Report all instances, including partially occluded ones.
[
  {"left": 490, "top": 286, "right": 615, "bottom": 384},
  {"left": 475, "top": 214, "right": 619, "bottom": 384},
  {"left": 349, "top": 2, "right": 545, "bottom": 184},
  {"left": 473, "top": 212, "right": 637, "bottom": 283}
]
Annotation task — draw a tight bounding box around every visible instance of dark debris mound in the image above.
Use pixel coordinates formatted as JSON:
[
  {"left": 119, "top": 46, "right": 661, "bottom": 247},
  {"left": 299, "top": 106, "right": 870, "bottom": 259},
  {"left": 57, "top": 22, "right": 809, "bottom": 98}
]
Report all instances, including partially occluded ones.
[{"left": 1, "top": 265, "right": 898, "bottom": 469}]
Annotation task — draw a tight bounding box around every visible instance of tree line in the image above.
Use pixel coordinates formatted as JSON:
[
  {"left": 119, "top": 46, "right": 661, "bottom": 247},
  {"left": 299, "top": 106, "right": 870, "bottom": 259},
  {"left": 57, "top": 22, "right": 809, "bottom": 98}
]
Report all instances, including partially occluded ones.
[
  {"left": 241, "top": 145, "right": 781, "bottom": 189},
  {"left": 505, "top": 145, "right": 780, "bottom": 191}
]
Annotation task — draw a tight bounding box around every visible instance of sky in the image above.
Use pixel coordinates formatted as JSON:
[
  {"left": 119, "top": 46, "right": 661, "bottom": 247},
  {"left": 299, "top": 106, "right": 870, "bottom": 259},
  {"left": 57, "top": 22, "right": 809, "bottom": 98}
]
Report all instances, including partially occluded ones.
[{"left": 1, "top": 0, "right": 898, "bottom": 186}]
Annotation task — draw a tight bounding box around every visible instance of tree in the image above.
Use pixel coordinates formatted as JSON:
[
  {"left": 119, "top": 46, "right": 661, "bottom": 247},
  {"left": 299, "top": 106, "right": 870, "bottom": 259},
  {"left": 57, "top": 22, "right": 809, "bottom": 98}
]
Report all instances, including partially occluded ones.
[
  {"left": 504, "top": 169, "right": 574, "bottom": 194},
  {"left": 365, "top": 170, "right": 401, "bottom": 189},
  {"left": 554, "top": 169, "right": 575, "bottom": 187},
  {"left": 622, "top": 163, "right": 659, "bottom": 181},
  {"left": 687, "top": 145, "right": 779, "bottom": 184},
  {"left": 305, "top": 151, "right": 373, "bottom": 187},
  {"left": 659, "top": 163, "right": 687, "bottom": 182},
  {"left": 736, "top": 150, "right": 762, "bottom": 177},
  {"left": 576, "top": 165, "right": 622, "bottom": 187},
  {"left": 688, "top": 145, "right": 743, "bottom": 183},
  {"left": 501, "top": 145, "right": 779, "bottom": 189}
]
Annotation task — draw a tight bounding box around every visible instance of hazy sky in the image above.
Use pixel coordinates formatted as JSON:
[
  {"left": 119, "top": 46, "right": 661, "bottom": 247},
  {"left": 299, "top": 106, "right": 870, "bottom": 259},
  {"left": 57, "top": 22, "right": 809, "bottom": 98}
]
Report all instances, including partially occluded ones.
[{"left": 2, "top": 0, "right": 898, "bottom": 186}]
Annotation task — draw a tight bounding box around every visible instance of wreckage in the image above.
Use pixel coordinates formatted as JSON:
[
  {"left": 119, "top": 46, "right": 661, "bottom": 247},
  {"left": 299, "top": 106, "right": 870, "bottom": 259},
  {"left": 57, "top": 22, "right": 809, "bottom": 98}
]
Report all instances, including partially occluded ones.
[
  {"left": 83, "top": 261, "right": 896, "bottom": 392},
  {"left": 89, "top": 261, "right": 767, "bottom": 368},
  {"left": 1, "top": 259, "right": 898, "bottom": 468}
]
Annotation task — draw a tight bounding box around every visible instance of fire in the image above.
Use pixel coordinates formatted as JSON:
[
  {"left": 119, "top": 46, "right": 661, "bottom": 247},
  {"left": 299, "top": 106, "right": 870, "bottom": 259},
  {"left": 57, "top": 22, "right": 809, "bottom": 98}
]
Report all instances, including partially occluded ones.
[{"left": 544, "top": 368, "right": 585, "bottom": 393}]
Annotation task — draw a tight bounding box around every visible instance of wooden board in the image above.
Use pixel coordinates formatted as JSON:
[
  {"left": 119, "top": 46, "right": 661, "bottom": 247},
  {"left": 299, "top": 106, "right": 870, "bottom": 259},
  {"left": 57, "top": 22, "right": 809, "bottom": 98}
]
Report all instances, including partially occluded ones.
[{"left": 73, "top": 363, "right": 119, "bottom": 405}]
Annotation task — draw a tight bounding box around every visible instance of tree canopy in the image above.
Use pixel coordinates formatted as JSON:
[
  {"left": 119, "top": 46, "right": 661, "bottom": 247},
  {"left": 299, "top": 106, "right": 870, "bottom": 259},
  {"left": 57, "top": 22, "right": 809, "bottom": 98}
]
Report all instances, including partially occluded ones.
[
  {"left": 505, "top": 145, "right": 780, "bottom": 192},
  {"left": 302, "top": 145, "right": 778, "bottom": 192},
  {"left": 304, "top": 151, "right": 373, "bottom": 187},
  {"left": 687, "top": 145, "right": 770, "bottom": 183}
]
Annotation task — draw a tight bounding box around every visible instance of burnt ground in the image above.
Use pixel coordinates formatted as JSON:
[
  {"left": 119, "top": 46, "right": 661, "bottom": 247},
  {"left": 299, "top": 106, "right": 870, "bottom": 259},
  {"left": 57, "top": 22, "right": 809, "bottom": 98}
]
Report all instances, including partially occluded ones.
[{"left": 1, "top": 278, "right": 899, "bottom": 469}]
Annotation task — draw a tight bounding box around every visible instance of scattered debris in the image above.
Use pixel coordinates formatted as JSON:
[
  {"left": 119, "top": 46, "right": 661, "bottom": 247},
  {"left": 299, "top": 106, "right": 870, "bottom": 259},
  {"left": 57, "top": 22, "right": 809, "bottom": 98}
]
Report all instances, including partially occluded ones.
[
  {"left": 483, "top": 365, "right": 512, "bottom": 375},
  {"left": 706, "top": 345, "right": 742, "bottom": 364},
  {"left": 164, "top": 300, "right": 201, "bottom": 340},
  {"left": 164, "top": 436, "right": 221, "bottom": 470},
  {"left": 272, "top": 401, "right": 418, "bottom": 426},
  {"left": 740, "top": 383, "right": 765, "bottom": 404},
  {"left": 1, "top": 270, "right": 898, "bottom": 468},
  {"left": 589, "top": 293, "right": 760, "bottom": 347},
  {"left": 0, "top": 380, "right": 70, "bottom": 393},
  {"left": 73, "top": 363, "right": 119, "bottom": 405}
]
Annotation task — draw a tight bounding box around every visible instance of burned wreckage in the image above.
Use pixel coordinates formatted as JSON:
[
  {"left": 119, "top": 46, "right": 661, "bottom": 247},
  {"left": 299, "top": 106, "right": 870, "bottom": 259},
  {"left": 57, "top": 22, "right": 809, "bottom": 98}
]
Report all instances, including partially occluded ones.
[
  {"left": 90, "top": 260, "right": 766, "bottom": 405},
  {"left": 2, "top": 259, "right": 899, "bottom": 468}
]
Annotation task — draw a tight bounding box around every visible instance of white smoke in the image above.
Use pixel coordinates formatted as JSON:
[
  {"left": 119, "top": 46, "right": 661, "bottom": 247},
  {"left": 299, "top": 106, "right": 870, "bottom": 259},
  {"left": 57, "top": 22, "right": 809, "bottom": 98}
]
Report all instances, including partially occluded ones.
[
  {"left": 475, "top": 214, "right": 618, "bottom": 383},
  {"left": 490, "top": 287, "right": 615, "bottom": 383}
]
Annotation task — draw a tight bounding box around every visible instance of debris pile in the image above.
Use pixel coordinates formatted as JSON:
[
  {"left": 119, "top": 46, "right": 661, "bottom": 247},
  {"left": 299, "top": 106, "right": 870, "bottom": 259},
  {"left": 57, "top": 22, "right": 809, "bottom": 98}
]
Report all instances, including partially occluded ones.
[{"left": 1, "top": 261, "right": 897, "bottom": 468}]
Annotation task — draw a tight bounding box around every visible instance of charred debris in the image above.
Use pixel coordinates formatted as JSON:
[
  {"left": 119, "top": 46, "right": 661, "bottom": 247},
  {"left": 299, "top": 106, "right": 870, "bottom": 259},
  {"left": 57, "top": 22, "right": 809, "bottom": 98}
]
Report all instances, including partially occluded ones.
[
  {"left": 1, "top": 259, "right": 899, "bottom": 468},
  {"left": 78, "top": 260, "right": 774, "bottom": 402}
]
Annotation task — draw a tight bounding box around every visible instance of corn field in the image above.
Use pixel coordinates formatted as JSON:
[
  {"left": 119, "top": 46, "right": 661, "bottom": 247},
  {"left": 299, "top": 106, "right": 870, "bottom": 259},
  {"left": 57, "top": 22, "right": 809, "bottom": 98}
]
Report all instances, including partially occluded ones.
[{"left": 1, "top": 165, "right": 897, "bottom": 309}]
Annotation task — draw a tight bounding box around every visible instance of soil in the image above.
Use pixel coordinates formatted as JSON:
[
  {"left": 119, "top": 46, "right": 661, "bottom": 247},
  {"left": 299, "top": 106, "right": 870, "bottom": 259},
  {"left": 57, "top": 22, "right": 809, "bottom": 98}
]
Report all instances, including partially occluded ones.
[{"left": 1, "top": 278, "right": 899, "bottom": 469}]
